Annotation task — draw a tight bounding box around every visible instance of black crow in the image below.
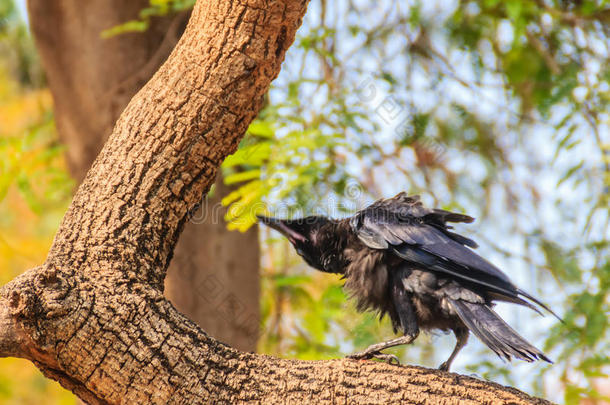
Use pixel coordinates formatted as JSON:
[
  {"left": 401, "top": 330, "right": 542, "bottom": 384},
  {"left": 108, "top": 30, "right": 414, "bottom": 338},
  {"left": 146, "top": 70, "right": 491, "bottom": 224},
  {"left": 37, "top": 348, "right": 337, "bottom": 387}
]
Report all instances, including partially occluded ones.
[{"left": 258, "top": 192, "right": 560, "bottom": 371}]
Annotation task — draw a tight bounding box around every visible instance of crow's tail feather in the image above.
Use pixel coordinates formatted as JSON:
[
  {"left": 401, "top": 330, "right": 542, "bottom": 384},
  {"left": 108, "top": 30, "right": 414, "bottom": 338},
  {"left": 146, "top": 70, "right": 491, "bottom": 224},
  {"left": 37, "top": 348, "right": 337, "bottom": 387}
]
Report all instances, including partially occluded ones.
[
  {"left": 516, "top": 288, "right": 564, "bottom": 323},
  {"left": 450, "top": 299, "right": 552, "bottom": 363}
]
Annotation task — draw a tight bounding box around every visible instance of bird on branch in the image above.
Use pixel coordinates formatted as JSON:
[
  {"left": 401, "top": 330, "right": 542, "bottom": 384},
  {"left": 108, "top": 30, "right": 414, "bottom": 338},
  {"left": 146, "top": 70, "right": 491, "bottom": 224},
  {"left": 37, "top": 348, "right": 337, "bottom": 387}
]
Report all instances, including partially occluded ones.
[{"left": 258, "top": 192, "right": 561, "bottom": 371}]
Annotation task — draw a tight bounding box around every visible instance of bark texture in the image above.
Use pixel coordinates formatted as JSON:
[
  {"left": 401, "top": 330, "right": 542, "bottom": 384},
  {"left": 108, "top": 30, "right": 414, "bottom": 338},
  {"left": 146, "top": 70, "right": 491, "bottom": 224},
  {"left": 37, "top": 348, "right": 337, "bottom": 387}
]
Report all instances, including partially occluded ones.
[
  {"left": 27, "top": 0, "right": 259, "bottom": 351},
  {"left": 0, "top": 0, "right": 552, "bottom": 403}
]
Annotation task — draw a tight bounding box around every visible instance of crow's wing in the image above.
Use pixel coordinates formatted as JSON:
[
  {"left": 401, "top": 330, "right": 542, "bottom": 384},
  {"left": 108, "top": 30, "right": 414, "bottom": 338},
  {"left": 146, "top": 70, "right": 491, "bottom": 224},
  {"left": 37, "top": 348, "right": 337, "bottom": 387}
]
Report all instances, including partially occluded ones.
[
  {"left": 350, "top": 193, "right": 559, "bottom": 318},
  {"left": 358, "top": 193, "right": 479, "bottom": 248}
]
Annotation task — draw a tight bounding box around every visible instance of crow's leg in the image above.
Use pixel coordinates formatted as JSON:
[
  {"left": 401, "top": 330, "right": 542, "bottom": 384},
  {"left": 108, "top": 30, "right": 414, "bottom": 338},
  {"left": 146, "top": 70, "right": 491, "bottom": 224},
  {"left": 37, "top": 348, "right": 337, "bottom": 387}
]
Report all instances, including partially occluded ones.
[
  {"left": 347, "top": 277, "right": 419, "bottom": 365},
  {"left": 438, "top": 327, "right": 469, "bottom": 371},
  {"left": 347, "top": 333, "right": 419, "bottom": 364},
  {"left": 391, "top": 277, "right": 419, "bottom": 338}
]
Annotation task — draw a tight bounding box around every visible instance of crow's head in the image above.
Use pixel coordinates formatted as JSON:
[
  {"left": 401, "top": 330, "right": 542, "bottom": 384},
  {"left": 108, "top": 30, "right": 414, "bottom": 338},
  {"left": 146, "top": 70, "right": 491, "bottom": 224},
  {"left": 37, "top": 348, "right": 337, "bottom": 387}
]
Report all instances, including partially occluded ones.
[{"left": 257, "top": 215, "right": 333, "bottom": 271}]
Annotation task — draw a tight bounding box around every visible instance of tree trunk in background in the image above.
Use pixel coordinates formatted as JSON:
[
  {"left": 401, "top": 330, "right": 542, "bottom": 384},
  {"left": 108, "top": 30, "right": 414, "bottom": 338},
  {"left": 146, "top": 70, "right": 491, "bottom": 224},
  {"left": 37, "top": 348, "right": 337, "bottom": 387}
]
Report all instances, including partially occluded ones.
[
  {"left": 165, "top": 177, "right": 261, "bottom": 351},
  {"left": 26, "top": 0, "right": 259, "bottom": 351}
]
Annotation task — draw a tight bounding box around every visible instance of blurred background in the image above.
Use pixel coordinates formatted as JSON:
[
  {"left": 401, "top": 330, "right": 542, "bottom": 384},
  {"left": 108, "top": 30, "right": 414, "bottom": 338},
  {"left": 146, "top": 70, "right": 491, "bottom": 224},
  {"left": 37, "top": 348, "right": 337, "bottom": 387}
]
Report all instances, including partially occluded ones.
[{"left": 0, "top": 0, "right": 608, "bottom": 403}]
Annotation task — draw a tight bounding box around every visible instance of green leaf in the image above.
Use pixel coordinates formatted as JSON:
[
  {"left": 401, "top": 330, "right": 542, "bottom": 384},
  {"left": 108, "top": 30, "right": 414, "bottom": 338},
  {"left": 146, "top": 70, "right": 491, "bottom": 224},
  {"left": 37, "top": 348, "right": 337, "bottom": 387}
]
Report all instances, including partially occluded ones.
[
  {"left": 222, "top": 142, "right": 271, "bottom": 167},
  {"left": 505, "top": 1, "right": 522, "bottom": 22},
  {"left": 101, "top": 20, "right": 149, "bottom": 38},
  {"left": 247, "top": 121, "right": 275, "bottom": 138},
  {"left": 15, "top": 174, "right": 42, "bottom": 214},
  {"left": 224, "top": 169, "right": 261, "bottom": 185},
  {"left": 272, "top": 275, "right": 312, "bottom": 287},
  {"left": 557, "top": 161, "right": 584, "bottom": 187}
]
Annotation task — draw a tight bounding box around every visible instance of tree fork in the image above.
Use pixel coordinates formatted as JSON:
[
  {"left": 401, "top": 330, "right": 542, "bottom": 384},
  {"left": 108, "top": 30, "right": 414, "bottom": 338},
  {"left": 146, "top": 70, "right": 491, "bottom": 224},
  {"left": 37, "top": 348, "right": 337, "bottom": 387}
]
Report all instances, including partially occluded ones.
[
  {"left": 0, "top": 0, "right": 552, "bottom": 403},
  {"left": 27, "top": 0, "right": 260, "bottom": 352}
]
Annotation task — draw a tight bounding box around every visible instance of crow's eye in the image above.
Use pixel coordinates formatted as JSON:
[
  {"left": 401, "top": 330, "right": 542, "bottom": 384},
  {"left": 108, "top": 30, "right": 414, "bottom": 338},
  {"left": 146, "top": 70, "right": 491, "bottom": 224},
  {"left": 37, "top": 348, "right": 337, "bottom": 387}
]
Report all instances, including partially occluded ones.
[{"left": 296, "top": 248, "right": 305, "bottom": 256}]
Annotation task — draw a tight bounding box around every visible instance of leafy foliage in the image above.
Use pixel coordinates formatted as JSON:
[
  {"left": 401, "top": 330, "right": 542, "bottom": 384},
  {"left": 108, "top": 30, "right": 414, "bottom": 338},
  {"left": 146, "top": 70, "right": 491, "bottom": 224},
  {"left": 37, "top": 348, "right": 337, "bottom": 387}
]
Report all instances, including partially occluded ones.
[
  {"left": 101, "top": 0, "right": 195, "bottom": 37},
  {"left": 221, "top": 107, "right": 348, "bottom": 230}
]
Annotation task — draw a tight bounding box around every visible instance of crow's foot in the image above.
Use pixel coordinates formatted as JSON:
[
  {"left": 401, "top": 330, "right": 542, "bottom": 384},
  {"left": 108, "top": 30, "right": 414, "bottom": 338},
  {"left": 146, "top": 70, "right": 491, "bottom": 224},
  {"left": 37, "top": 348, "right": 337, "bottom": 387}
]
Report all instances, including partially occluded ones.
[{"left": 347, "top": 350, "right": 400, "bottom": 365}]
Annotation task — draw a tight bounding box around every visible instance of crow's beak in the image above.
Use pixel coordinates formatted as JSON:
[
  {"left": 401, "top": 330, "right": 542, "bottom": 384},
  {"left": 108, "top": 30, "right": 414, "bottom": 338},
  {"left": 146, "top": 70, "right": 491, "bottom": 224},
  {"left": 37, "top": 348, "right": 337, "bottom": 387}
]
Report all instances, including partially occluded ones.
[{"left": 256, "top": 215, "right": 307, "bottom": 243}]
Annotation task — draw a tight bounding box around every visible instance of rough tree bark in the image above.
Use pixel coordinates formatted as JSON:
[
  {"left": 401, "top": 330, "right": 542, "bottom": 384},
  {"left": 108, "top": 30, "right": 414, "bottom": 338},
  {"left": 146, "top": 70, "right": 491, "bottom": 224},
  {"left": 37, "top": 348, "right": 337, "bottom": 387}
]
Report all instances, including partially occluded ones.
[
  {"left": 26, "top": 0, "right": 259, "bottom": 352},
  {"left": 0, "top": 0, "right": 552, "bottom": 403}
]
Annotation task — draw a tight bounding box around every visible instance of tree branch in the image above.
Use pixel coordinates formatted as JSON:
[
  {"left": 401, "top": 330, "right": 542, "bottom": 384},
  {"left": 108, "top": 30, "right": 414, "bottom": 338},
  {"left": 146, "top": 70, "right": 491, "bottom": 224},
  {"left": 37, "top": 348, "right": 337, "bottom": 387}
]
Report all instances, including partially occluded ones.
[{"left": 45, "top": 0, "right": 302, "bottom": 288}]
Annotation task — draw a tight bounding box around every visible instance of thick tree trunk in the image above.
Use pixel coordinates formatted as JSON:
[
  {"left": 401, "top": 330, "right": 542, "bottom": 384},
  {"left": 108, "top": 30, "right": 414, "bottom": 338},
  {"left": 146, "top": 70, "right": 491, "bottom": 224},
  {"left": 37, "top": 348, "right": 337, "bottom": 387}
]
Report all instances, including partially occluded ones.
[
  {"left": 0, "top": 0, "right": 551, "bottom": 403},
  {"left": 27, "top": 0, "right": 259, "bottom": 351}
]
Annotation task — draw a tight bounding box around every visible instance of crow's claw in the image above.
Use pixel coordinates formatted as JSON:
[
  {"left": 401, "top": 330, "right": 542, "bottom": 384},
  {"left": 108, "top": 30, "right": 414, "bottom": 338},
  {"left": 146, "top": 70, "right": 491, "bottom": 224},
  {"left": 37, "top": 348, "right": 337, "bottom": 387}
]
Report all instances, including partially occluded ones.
[{"left": 347, "top": 351, "right": 400, "bottom": 365}]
